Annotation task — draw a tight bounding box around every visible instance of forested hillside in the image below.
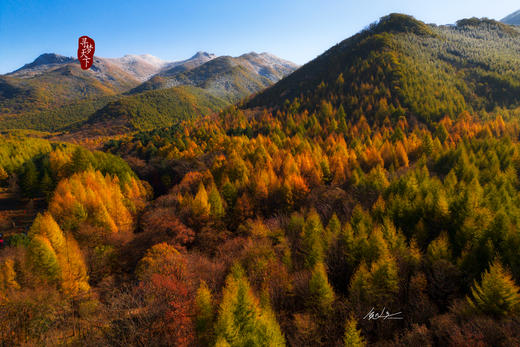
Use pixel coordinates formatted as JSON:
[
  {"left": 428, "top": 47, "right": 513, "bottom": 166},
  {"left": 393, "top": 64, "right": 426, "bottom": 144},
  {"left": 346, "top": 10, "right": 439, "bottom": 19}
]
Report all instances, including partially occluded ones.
[
  {"left": 248, "top": 15, "right": 520, "bottom": 125},
  {"left": 3, "top": 13, "right": 520, "bottom": 346},
  {"left": 82, "top": 86, "right": 228, "bottom": 134}
]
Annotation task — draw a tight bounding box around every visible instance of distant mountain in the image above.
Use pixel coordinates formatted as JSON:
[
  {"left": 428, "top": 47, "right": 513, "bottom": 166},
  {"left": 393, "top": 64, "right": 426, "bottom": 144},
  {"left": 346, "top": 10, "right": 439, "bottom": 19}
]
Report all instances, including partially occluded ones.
[
  {"left": 64, "top": 51, "right": 298, "bottom": 136},
  {"left": 1, "top": 55, "right": 140, "bottom": 118},
  {"left": 502, "top": 10, "right": 520, "bottom": 25},
  {"left": 10, "top": 53, "right": 76, "bottom": 76},
  {"left": 160, "top": 51, "right": 217, "bottom": 76},
  {"left": 104, "top": 54, "right": 169, "bottom": 81},
  {"left": 247, "top": 14, "right": 520, "bottom": 125},
  {"left": 131, "top": 52, "right": 298, "bottom": 102},
  {"left": 0, "top": 51, "right": 297, "bottom": 132},
  {"left": 105, "top": 52, "right": 217, "bottom": 82}
]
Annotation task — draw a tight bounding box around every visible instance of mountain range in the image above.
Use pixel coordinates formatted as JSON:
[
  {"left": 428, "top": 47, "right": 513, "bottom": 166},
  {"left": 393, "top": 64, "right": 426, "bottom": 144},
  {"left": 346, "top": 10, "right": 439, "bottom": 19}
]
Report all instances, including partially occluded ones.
[
  {"left": 0, "top": 51, "right": 297, "bottom": 132},
  {"left": 3, "top": 12, "right": 520, "bottom": 137}
]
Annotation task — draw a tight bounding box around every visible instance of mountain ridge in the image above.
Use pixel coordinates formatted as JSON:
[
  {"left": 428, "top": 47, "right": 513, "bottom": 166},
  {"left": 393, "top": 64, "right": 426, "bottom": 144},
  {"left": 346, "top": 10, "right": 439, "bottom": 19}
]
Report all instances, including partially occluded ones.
[
  {"left": 247, "top": 14, "right": 520, "bottom": 126},
  {"left": 502, "top": 9, "right": 520, "bottom": 25}
]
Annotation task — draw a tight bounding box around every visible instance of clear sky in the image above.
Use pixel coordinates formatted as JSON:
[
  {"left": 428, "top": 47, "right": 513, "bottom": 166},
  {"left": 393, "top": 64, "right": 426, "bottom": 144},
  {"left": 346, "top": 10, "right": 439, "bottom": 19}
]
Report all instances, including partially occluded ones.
[{"left": 0, "top": 0, "right": 518, "bottom": 74}]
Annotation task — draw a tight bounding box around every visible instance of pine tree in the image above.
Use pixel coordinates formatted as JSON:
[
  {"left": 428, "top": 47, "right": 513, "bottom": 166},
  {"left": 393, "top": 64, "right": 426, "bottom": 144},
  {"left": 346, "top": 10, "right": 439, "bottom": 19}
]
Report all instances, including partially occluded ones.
[
  {"left": 195, "top": 281, "right": 215, "bottom": 345},
  {"left": 349, "top": 255, "right": 399, "bottom": 307},
  {"left": 326, "top": 213, "right": 341, "bottom": 244},
  {"left": 307, "top": 262, "right": 335, "bottom": 314},
  {"left": 368, "top": 255, "right": 399, "bottom": 303},
  {"left": 422, "top": 133, "right": 434, "bottom": 156},
  {"left": 343, "top": 316, "right": 366, "bottom": 347},
  {"left": 69, "top": 147, "right": 91, "bottom": 174},
  {"left": 191, "top": 183, "right": 211, "bottom": 219},
  {"left": 221, "top": 178, "right": 238, "bottom": 210},
  {"left": 467, "top": 260, "right": 520, "bottom": 317},
  {"left": 337, "top": 105, "right": 347, "bottom": 120},
  {"left": 214, "top": 265, "right": 285, "bottom": 346},
  {"left": 302, "top": 210, "right": 325, "bottom": 269},
  {"left": 21, "top": 160, "right": 38, "bottom": 196},
  {"left": 28, "top": 213, "right": 90, "bottom": 295},
  {"left": 27, "top": 234, "right": 61, "bottom": 284},
  {"left": 209, "top": 186, "right": 225, "bottom": 219},
  {"left": 40, "top": 171, "right": 54, "bottom": 198}
]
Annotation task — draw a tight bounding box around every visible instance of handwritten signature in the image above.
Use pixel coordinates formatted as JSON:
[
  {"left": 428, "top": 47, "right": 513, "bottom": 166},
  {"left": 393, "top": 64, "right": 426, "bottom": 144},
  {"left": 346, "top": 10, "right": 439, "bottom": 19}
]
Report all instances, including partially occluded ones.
[{"left": 363, "top": 307, "right": 403, "bottom": 320}]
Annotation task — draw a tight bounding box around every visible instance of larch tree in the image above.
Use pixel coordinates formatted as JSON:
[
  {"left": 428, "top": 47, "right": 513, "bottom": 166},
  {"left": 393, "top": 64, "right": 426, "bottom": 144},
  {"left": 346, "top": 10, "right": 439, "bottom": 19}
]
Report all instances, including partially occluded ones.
[
  {"left": 195, "top": 280, "right": 215, "bottom": 345},
  {"left": 343, "top": 316, "right": 366, "bottom": 347},
  {"left": 208, "top": 186, "right": 225, "bottom": 220},
  {"left": 467, "top": 260, "right": 520, "bottom": 317},
  {"left": 302, "top": 210, "right": 325, "bottom": 270},
  {"left": 214, "top": 265, "right": 286, "bottom": 347},
  {"left": 307, "top": 262, "right": 335, "bottom": 315}
]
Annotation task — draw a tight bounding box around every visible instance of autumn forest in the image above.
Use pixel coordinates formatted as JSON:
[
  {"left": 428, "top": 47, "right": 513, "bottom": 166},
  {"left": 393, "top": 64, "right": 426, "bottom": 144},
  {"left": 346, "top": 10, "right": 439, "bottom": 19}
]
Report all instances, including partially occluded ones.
[{"left": 2, "top": 13, "right": 520, "bottom": 347}]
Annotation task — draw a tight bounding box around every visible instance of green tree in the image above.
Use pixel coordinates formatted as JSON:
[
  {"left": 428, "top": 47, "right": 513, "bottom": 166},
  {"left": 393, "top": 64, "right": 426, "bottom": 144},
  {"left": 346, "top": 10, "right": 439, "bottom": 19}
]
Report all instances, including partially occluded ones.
[
  {"left": 467, "top": 260, "right": 520, "bottom": 317},
  {"left": 214, "top": 265, "right": 285, "bottom": 346},
  {"left": 21, "top": 160, "right": 38, "bottom": 196},
  {"left": 302, "top": 210, "right": 325, "bottom": 269},
  {"left": 307, "top": 262, "right": 335, "bottom": 314},
  {"left": 326, "top": 213, "right": 341, "bottom": 244},
  {"left": 69, "top": 147, "right": 92, "bottom": 174},
  {"left": 349, "top": 255, "right": 399, "bottom": 307},
  {"left": 209, "top": 186, "right": 225, "bottom": 219},
  {"left": 27, "top": 234, "right": 61, "bottom": 284},
  {"left": 195, "top": 281, "right": 215, "bottom": 345},
  {"left": 40, "top": 171, "right": 54, "bottom": 198}
]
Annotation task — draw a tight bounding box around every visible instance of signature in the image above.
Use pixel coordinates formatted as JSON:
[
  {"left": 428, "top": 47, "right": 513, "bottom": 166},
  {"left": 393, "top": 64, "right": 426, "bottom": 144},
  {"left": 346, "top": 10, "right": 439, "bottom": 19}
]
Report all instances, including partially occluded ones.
[{"left": 363, "top": 307, "right": 403, "bottom": 320}]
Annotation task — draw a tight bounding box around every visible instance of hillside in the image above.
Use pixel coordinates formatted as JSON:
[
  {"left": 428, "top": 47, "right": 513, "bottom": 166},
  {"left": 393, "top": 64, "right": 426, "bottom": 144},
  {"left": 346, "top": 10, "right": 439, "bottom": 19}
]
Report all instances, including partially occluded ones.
[
  {"left": 0, "top": 55, "right": 141, "bottom": 131},
  {"left": 97, "top": 15, "right": 520, "bottom": 346},
  {"left": 502, "top": 10, "right": 520, "bottom": 25},
  {"left": 77, "top": 85, "right": 227, "bottom": 134},
  {"left": 248, "top": 14, "right": 520, "bottom": 125},
  {"left": 4, "top": 55, "right": 141, "bottom": 106}
]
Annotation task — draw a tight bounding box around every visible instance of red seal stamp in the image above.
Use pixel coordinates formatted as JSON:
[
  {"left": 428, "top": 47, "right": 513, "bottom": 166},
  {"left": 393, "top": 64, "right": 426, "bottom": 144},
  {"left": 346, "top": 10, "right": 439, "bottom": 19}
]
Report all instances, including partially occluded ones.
[{"left": 78, "top": 36, "right": 95, "bottom": 70}]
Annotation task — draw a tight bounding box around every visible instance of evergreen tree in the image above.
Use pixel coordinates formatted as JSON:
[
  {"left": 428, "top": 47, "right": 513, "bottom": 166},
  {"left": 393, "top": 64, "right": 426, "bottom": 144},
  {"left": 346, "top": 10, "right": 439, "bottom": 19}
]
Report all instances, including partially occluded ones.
[
  {"left": 343, "top": 316, "right": 366, "bottom": 347},
  {"left": 40, "top": 171, "right": 54, "bottom": 198},
  {"left": 69, "top": 147, "right": 91, "bottom": 174},
  {"left": 209, "top": 186, "right": 225, "bottom": 219},
  {"left": 195, "top": 281, "right": 215, "bottom": 345},
  {"left": 468, "top": 260, "right": 520, "bottom": 317},
  {"left": 21, "top": 160, "right": 38, "bottom": 196},
  {"left": 307, "top": 262, "right": 335, "bottom": 314},
  {"left": 302, "top": 210, "right": 325, "bottom": 269},
  {"left": 326, "top": 213, "right": 341, "bottom": 244},
  {"left": 27, "top": 234, "right": 61, "bottom": 284},
  {"left": 214, "top": 265, "right": 285, "bottom": 346}
]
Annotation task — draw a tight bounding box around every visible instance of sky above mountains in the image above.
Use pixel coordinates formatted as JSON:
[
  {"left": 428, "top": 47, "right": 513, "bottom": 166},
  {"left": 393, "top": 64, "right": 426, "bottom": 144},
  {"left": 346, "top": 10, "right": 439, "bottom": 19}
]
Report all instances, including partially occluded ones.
[{"left": 1, "top": 0, "right": 519, "bottom": 74}]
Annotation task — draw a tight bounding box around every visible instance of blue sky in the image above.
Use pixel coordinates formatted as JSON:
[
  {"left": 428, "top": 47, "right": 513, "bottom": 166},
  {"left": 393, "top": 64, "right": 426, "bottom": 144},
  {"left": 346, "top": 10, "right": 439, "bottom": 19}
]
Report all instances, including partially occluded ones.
[{"left": 0, "top": 0, "right": 518, "bottom": 74}]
